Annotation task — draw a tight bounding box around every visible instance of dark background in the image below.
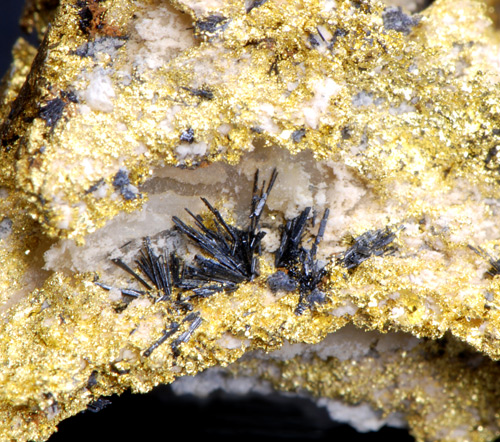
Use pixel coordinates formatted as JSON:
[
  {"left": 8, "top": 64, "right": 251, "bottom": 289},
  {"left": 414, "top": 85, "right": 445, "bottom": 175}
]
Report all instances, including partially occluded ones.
[
  {"left": 0, "top": 1, "right": 27, "bottom": 78},
  {"left": 0, "top": 1, "right": 416, "bottom": 441}
]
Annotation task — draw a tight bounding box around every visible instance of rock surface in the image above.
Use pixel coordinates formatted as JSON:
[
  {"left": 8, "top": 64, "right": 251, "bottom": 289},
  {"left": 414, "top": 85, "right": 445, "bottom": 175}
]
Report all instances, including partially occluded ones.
[{"left": 2, "top": 0, "right": 500, "bottom": 441}]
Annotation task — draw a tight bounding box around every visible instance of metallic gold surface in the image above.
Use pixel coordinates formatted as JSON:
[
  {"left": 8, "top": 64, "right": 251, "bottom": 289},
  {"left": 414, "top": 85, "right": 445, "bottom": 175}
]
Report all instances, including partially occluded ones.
[
  {"left": 228, "top": 333, "right": 500, "bottom": 441},
  {"left": 2, "top": 0, "right": 500, "bottom": 441},
  {"left": 2, "top": 0, "right": 499, "bottom": 241},
  {"left": 20, "top": 0, "right": 60, "bottom": 36}
]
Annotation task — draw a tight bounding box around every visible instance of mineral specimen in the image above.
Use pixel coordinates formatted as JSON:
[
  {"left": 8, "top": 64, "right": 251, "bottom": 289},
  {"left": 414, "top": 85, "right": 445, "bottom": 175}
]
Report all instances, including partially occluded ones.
[{"left": 2, "top": 0, "right": 500, "bottom": 440}]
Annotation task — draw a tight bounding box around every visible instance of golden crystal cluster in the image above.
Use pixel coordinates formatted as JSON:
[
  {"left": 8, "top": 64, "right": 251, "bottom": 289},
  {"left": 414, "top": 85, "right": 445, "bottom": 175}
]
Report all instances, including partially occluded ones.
[{"left": 2, "top": 0, "right": 500, "bottom": 440}]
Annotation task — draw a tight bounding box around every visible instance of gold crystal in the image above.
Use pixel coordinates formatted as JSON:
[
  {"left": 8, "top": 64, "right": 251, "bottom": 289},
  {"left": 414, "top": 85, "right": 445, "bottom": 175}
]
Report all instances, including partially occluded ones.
[{"left": 2, "top": 0, "right": 500, "bottom": 440}]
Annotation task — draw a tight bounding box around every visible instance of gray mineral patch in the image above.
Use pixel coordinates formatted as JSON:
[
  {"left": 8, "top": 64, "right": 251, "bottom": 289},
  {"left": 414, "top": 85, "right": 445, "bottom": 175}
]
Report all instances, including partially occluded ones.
[
  {"left": 0, "top": 217, "right": 13, "bottom": 239},
  {"left": 267, "top": 271, "right": 297, "bottom": 292},
  {"left": 382, "top": 7, "right": 421, "bottom": 35},
  {"left": 75, "top": 37, "right": 126, "bottom": 59},
  {"left": 352, "top": 91, "right": 373, "bottom": 107}
]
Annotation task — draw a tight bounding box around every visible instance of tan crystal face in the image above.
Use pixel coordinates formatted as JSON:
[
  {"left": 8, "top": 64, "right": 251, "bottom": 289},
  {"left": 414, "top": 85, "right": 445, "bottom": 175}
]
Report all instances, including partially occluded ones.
[
  {"left": 3, "top": 0, "right": 500, "bottom": 441},
  {"left": 381, "top": 0, "right": 431, "bottom": 11}
]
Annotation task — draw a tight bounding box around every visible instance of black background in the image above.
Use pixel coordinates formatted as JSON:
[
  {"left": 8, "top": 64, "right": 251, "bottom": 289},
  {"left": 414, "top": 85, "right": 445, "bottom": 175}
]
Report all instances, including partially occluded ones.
[
  {"left": 0, "top": 1, "right": 27, "bottom": 78},
  {"left": 0, "top": 1, "right": 430, "bottom": 441}
]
